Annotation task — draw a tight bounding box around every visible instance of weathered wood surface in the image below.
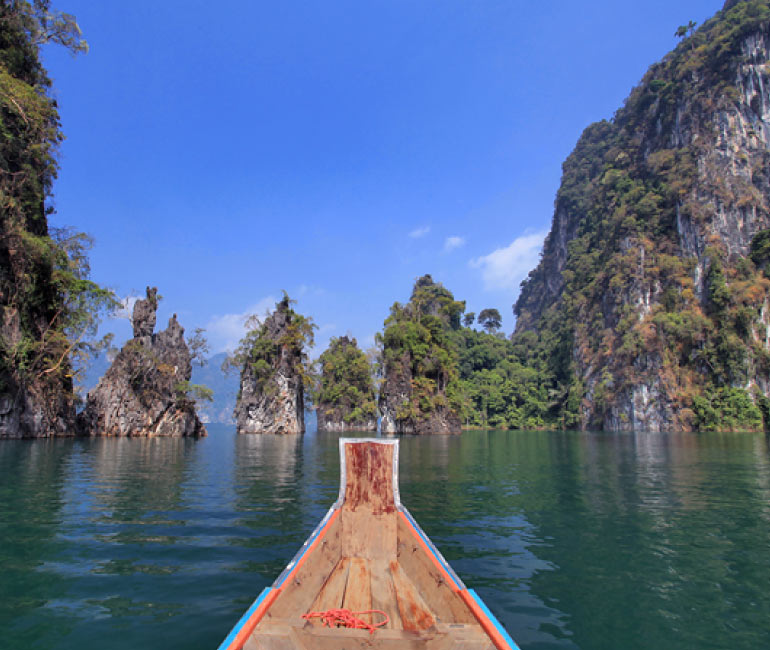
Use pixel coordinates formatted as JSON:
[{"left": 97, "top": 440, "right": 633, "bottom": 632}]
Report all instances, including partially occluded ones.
[
  {"left": 342, "top": 557, "right": 372, "bottom": 613},
  {"left": 341, "top": 442, "right": 397, "bottom": 560},
  {"left": 370, "top": 558, "right": 403, "bottom": 630},
  {"left": 307, "top": 557, "right": 350, "bottom": 624},
  {"left": 396, "top": 515, "right": 476, "bottom": 625},
  {"left": 247, "top": 621, "right": 495, "bottom": 650},
  {"left": 390, "top": 560, "right": 437, "bottom": 632},
  {"left": 342, "top": 443, "right": 396, "bottom": 514},
  {"left": 269, "top": 516, "right": 342, "bottom": 618},
  {"left": 244, "top": 441, "right": 501, "bottom": 649}
]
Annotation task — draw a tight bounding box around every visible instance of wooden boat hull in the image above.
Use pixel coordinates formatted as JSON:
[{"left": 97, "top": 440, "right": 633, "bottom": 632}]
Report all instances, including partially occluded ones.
[{"left": 218, "top": 438, "right": 519, "bottom": 650}]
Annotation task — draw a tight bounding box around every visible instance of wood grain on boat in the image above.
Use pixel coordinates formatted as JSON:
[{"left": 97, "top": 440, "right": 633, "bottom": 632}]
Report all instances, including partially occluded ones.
[{"left": 218, "top": 439, "right": 519, "bottom": 650}]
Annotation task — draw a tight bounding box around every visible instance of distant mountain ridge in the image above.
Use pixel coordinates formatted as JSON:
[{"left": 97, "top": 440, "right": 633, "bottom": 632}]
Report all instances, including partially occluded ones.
[{"left": 513, "top": 0, "right": 770, "bottom": 431}]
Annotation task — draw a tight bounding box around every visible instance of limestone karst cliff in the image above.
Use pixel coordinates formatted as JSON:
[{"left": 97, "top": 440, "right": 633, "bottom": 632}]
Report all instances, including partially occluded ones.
[
  {"left": 0, "top": 3, "right": 112, "bottom": 438},
  {"left": 514, "top": 0, "right": 770, "bottom": 431},
  {"left": 233, "top": 295, "right": 314, "bottom": 434},
  {"left": 379, "top": 275, "right": 463, "bottom": 434},
  {"left": 315, "top": 336, "right": 377, "bottom": 432},
  {"left": 78, "top": 287, "right": 206, "bottom": 437}
]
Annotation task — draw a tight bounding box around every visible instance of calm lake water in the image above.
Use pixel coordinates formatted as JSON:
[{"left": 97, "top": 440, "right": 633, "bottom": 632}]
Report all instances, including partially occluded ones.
[{"left": 1, "top": 427, "right": 769, "bottom": 649}]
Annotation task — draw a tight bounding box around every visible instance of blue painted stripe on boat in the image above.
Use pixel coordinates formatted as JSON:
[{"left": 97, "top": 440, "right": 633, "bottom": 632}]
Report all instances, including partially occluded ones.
[
  {"left": 466, "top": 588, "right": 521, "bottom": 650},
  {"left": 401, "top": 508, "right": 464, "bottom": 590},
  {"left": 216, "top": 587, "right": 271, "bottom": 650}
]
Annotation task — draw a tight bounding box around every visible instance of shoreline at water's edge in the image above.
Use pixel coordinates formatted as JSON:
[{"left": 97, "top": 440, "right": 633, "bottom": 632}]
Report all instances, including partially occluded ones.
[{"left": 460, "top": 425, "right": 769, "bottom": 434}]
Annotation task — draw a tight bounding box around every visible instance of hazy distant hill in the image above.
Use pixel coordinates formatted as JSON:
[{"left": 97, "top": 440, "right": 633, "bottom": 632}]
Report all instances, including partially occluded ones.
[{"left": 191, "top": 352, "right": 239, "bottom": 424}]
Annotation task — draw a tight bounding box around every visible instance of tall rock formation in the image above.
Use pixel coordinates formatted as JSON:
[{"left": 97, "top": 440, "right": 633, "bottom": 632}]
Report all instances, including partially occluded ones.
[
  {"left": 315, "top": 336, "right": 377, "bottom": 432},
  {"left": 78, "top": 288, "right": 206, "bottom": 437},
  {"left": 0, "top": 4, "right": 109, "bottom": 438},
  {"left": 379, "top": 275, "right": 464, "bottom": 434},
  {"left": 514, "top": 0, "right": 770, "bottom": 431},
  {"left": 233, "top": 295, "right": 314, "bottom": 434}
]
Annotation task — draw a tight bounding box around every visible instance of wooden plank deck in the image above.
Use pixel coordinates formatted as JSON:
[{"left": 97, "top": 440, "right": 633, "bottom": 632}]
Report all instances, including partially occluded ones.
[{"left": 242, "top": 440, "right": 502, "bottom": 650}]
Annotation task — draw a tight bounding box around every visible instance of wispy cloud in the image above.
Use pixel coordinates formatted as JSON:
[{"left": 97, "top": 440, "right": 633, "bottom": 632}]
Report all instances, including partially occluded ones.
[
  {"left": 205, "top": 296, "right": 277, "bottom": 353},
  {"left": 295, "top": 284, "right": 326, "bottom": 298},
  {"left": 444, "top": 236, "right": 465, "bottom": 252},
  {"left": 470, "top": 231, "right": 547, "bottom": 292},
  {"left": 409, "top": 226, "right": 430, "bottom": 239},
  {"left": 114, "top": 295, "right": 139, "bottom": 320}
]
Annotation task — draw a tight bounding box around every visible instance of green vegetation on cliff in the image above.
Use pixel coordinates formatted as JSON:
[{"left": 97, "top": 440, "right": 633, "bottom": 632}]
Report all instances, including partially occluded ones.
[
  {"left": 225, "top": 293, "right": 315, "bottom": 399},
  {"left": 512, "top": 0, "right": 770, "bottom": 431},
  {"left": 455, "top": 327, "right": 554, "bottom": 429},
  {"left": 377, "top": 274, "right": 557, "bottom": 431},
  {"left": 378, "top": 275, "right": 465, "bottom": 428},
  {"left": 0, "top": 2, "right": 115, "bottom": 429},
  {"left": 314, "top": 336, "right": 377, "bottom": 426}
]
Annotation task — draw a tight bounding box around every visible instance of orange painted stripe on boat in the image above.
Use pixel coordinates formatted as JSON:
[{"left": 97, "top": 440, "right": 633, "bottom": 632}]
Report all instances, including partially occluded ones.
[
  {"left": 222, "top": 509, "right": 341, "bottom": 650},
  {"left": 283, "top": 508, "right": 340, "bottom": 583},
  {"left": 459, "top": 589, "right": 512, "bottom": 650},
  {"left": 398, "top": 510, "right": 460, "bottom": 592},
  {"left": 226, "top": 587, "right": 281, "bottom": 650}
]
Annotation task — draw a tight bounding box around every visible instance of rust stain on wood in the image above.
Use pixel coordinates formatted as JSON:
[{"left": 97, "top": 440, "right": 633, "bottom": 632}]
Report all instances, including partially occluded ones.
[
  {"left": 390, "top": 560, "right": 436, "bottom": 632},
  {"left": 343, "top": 442, "right": 395, "bottom": 515}
]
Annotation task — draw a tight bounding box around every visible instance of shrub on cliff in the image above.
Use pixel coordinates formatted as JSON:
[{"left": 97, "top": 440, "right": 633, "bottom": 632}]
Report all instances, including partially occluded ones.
[
  {"left": 0, "top": 2, "right": 116, "bottom": 435},
  {"left": 314, "top": 336, "right": 377, "bottom": 427}
]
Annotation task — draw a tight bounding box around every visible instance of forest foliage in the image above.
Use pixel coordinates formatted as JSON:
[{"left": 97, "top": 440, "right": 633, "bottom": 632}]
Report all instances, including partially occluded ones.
[
  {"left": 0, "top": 1, "right": 115, "bottom": 401},
  {"left": 225, "top": 293, "right": 315, "bottom": 399},
  {"left": 508, "top": 0, "right": 770, "bottom": 432},
  {"left": 313, "top": 336, "right": 377, "bottom": 424},
  {"left": 378, "top": 275, "right": 465, "bottom": 422}
]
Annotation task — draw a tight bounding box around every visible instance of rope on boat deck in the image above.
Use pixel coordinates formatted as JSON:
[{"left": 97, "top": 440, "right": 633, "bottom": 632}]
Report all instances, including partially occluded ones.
[{"left": 302, "top": 608, "right": 389, "bottom": 634}]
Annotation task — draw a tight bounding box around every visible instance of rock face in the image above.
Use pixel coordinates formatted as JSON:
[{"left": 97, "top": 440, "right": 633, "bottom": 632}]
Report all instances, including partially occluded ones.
[
  {"left": 514, "top": 0, "right": 770, "bottom": 431},
  {"left": 132, "top": 287, "right": 157, "bottom": 337},
  {"left": 234, "top": 296, "right": 311, "bottom": 434},
  {"left": 0, "top": 368, "right": 74, "bottom": 439},
  {"left": 0, "top": 4, "right": 81, "bottom": 438},
  {"left": 316, "top": 336, "right": 377, "bottom": 432},
  {"left": 379, "top": 275, "right": 463, "bottom": 434},
  {"left": 78, "top": 288, "right": 206, "bottom": 437}
]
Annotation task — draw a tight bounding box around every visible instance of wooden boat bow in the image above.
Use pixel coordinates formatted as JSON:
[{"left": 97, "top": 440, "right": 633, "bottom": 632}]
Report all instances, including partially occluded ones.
[{"left": 218, "top": 438, "right": 519, "bottom": 650}]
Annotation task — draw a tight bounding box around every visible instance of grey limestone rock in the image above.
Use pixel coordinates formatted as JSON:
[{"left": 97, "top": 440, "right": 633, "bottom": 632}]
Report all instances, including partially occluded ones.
[
  {"left": 78, "top": 288, "right": 206, "bottom": 437},
  {"left": 0, "top": 306, "right": 75, "bottom": 438},
  {"left": 515, "top": 8, "right": 770, "bottom": 431},
  {"left": 234, "top": 296, "right": 307, "bottom": 434},
  {"left": 132, "top": 286, "right": 158, "bottom": 338}
]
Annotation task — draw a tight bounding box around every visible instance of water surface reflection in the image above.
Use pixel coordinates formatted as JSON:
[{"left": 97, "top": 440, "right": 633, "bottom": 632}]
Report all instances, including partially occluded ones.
[{"left": 1, "top": 429, "right": 769, "bottom": 649}]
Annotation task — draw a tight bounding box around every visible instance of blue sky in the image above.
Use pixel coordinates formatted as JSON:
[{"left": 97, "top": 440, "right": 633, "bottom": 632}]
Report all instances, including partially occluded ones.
[{"left": 43, "top": 0, "right": 725, "bottom": 357}]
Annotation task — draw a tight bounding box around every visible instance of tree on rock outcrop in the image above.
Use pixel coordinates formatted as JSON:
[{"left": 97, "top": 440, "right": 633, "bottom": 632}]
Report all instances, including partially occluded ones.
[
  {"left": 512, "top": 0, "right": 770, "bottom": 432},
  {"left": 478, "top": 308, "right": 502, "bottom": 333},
  {"left": 0, "top": 1, "right": 115, "bottom": 438},
  {"left": 314, "top": 336, "right": 377, "bottom": 432},
  {"left": 230, "top": 293, "right": 315, "bottom": 434},
  {"left": 378, "top": 275, "right": 464, "bottom": 434}
]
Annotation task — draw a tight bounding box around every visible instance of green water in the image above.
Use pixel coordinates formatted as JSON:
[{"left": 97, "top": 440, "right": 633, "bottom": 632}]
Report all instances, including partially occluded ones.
[{"left": 1, "top": 428, "right": 769, "bottom": 649}]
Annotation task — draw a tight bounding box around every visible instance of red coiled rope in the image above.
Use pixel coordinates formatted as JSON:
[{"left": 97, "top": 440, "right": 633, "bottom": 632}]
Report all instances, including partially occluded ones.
[{"left": 302, "top": 608, "right": 390, "bottom": 634}]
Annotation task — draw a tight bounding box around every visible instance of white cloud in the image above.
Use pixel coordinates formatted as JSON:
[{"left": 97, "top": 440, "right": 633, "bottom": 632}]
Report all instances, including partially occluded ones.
[
  {"left": 444, "top": 236, "right": 465, "bottom": 252},
  {"left": 113, "top": 295, "right": 138, "bottom": 320},
  {"left": 409, "top": 226, "right": 430, "bottom": 239},
  {"left": 205, "top": 296, "right": 276, "bottom": 353},
  {"left": 470, "top": 231, "right": 547, "bottom": 292}
]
